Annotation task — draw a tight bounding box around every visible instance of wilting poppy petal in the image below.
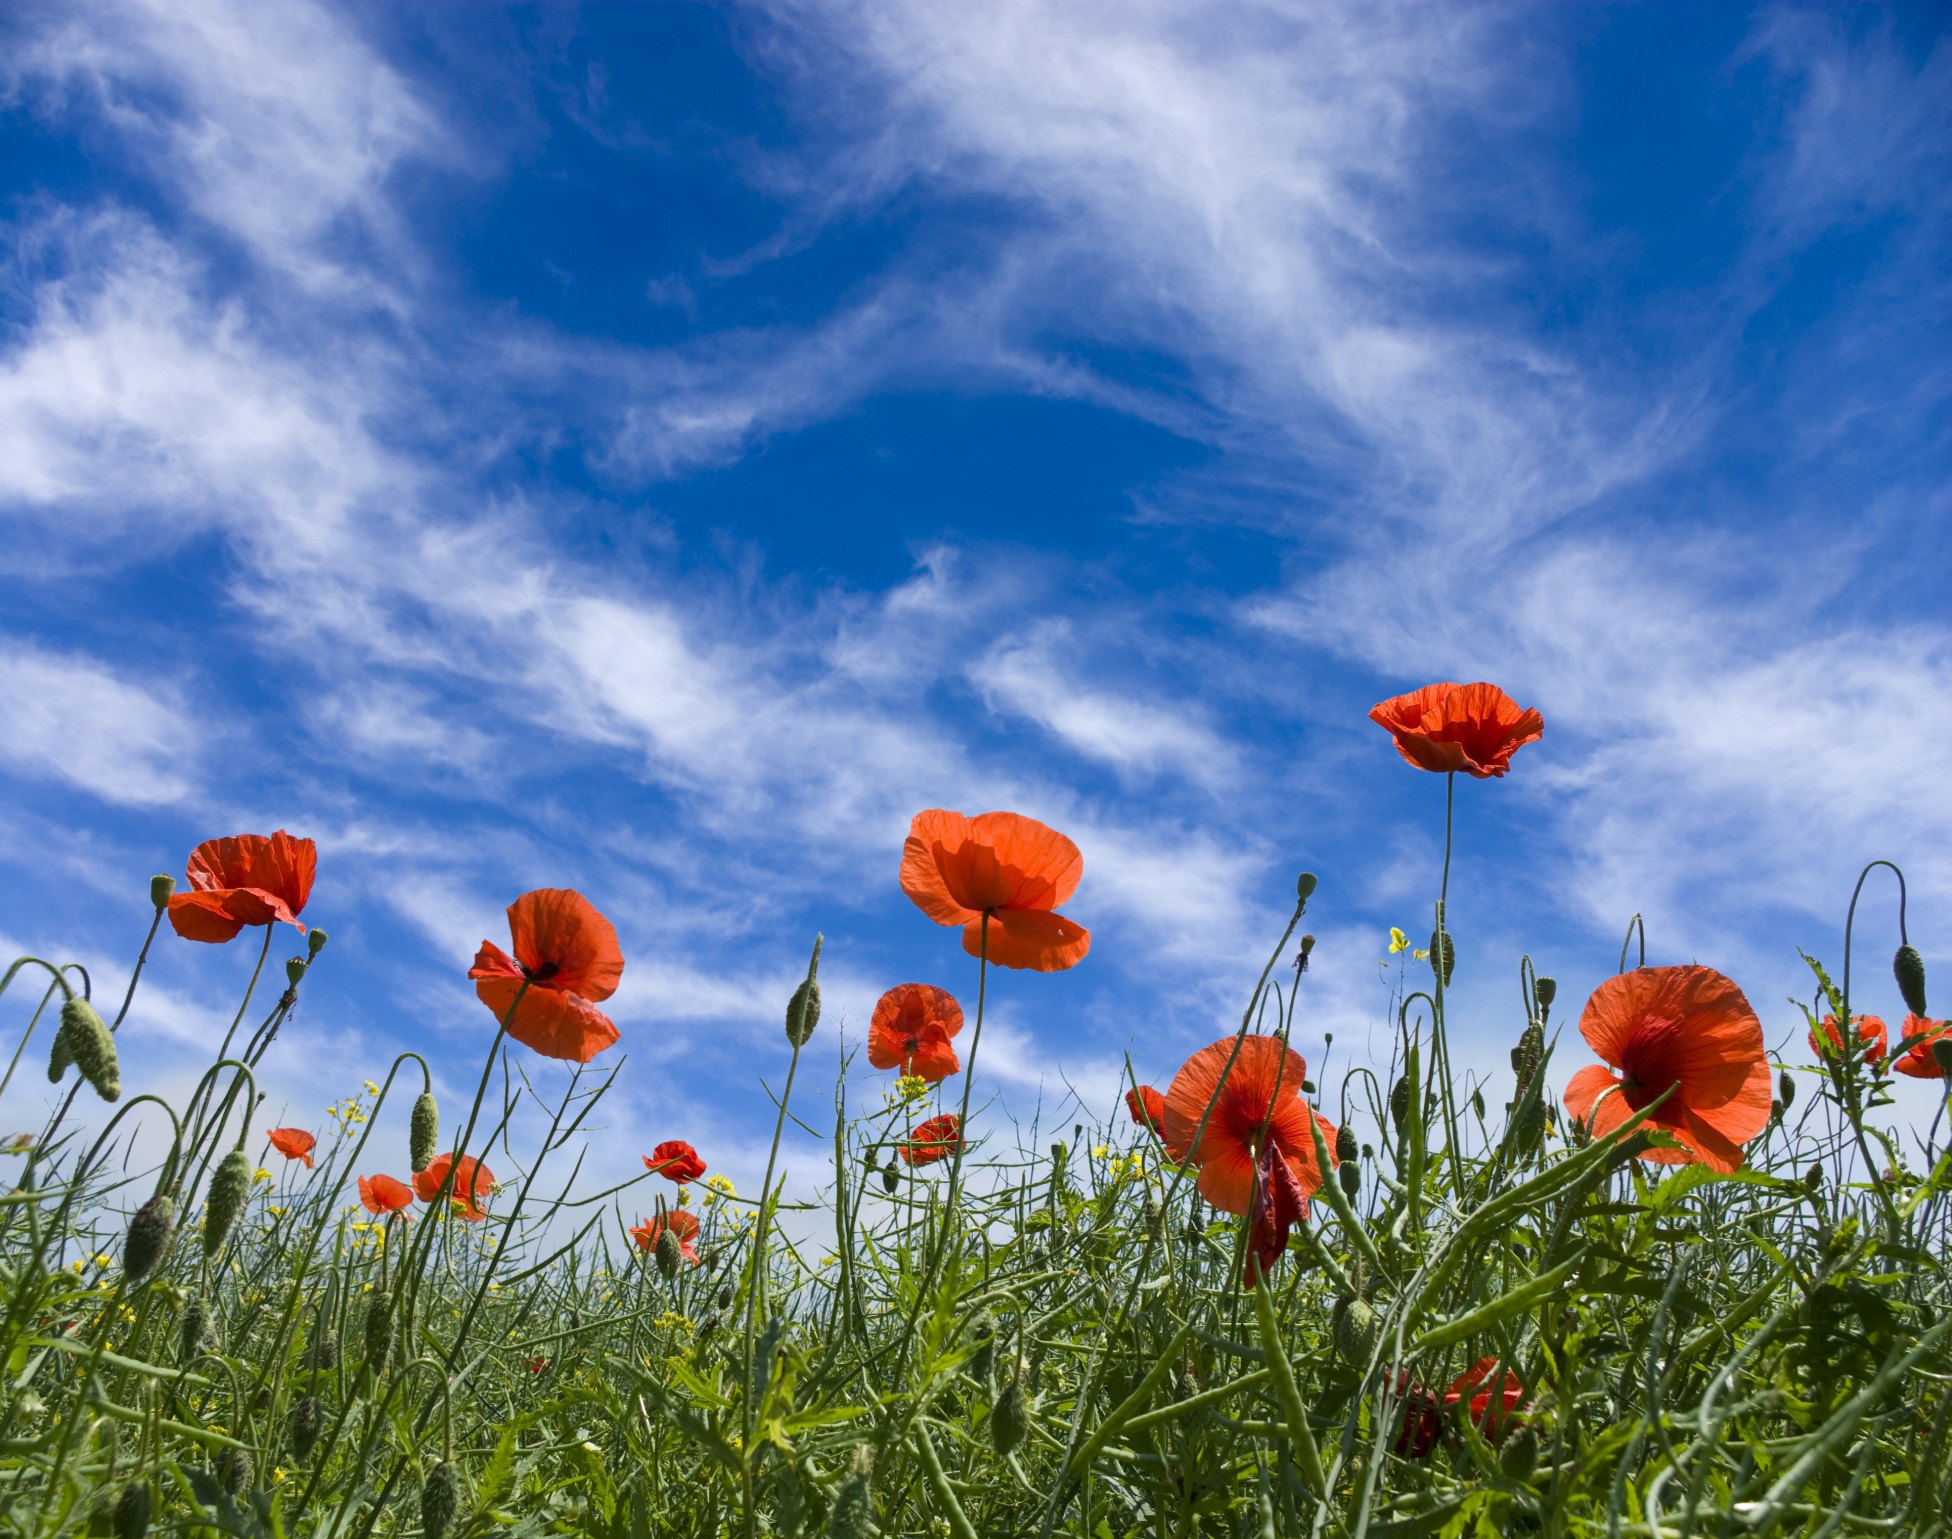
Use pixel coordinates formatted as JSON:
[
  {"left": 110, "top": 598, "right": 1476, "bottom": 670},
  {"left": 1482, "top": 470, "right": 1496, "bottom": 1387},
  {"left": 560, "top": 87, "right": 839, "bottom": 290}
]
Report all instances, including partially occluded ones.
[
  {"left": 1388, "top": 1370, "right": 1444, "bottom": 1459},
  {"left": 168, "top": 832, "right": 316, "bottom": 944},
  {"left": 266, "top": 1128, "right": 315, "bottom": 1168},
  {"left": 1894, "top": 1015, "right": 1952, "bottom": 1078},
  {"left": 900, "top": 810, "right": 1090, "bottom": 973},
  {"left": 1809, "top": 1013, "right": 1888, "bottom": 1064},
  {"left": 358, "top": 1174, "right": 415, "bottom": 1215},
  {"left": 1369, "top": 682, "right": 1543, "bottom": 779},
  {"left": 646, "top": 1141, "right": 706, "bottom": 1184}
]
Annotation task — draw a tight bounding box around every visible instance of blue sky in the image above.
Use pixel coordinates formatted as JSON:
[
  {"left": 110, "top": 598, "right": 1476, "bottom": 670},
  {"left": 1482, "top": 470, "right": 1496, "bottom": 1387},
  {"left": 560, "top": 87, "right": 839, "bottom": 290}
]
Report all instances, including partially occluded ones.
[{"left": 1, "top": 2, "right": 1947, "bottom": 1199}]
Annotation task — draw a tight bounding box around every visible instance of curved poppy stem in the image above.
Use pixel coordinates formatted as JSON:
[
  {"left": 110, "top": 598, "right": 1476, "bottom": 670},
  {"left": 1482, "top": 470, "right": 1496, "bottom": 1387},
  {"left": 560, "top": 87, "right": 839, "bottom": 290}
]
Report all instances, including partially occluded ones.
[
  {"left": 1619, "top": 913, "right": 1646, "bottom": 975},
  {"left": 1841, "top": 859, "right": 1907, "bottom": 1020}
]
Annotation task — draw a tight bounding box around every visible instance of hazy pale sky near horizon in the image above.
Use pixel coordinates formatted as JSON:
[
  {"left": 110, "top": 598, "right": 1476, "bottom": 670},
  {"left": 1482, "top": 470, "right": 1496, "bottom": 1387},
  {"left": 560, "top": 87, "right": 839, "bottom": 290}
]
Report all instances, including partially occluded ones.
[{"left": 1, "top": 2, "right": 1947, "bottom": 1201}]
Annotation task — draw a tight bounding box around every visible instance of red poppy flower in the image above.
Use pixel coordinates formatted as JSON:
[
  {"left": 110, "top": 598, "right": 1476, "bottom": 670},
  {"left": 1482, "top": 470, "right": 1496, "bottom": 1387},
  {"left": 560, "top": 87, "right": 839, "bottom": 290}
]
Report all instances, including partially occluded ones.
[
  {"left": 645, "top": 1141, "right": 706, "bottom": 1184},
  {"left": 629, "top": 1209, "right": 700, "bottom": 1265},
  {"left": 413, "top": 1152, "right": 495, "bottom": 1221},
  {"left": 1444, "top": 1358, "right": 1525, "bottom": 1441},
  {"left": 1161, "top": 1036, "right": 1336, "bottom": 1287},
  {"left": 470, "top": 889, "right": 624, "bottom": 1063},
  {"left": 1809, "top": 1013, "right": 1888, "bottom": 1065},
  {"left": 358, "top": 1174, "right": 415, "bottom": 1217},
  {"left": 899, "top": 810, "right": 1090, "bottom": 972},
  {"left": 1368, "top": 683, "right": 1544, "bottom": 779},
  {"left": 900, "top": 1113, "right": 965, "bottom": 1166},
  {"left": 525, "top": 1356, "right": 550, "bottom": 1375},
  {"left": 1125, "top": 1085, "right": 1165, "bottom": 1135},
  {"left": 1562, "top": 965, "right": 1771, "bottom": 1174},
  {"left": 266, "top": 1128, "right": 315, "bottom": 1168},
  {"left": 868, "top": 984, "right": 964, "bottom": 1082},
  {"left": 1388, "top": 1370, "right": 1443, "bottom": 1459},
  {"left": 167, "top": 832, "right": 317, "bottom": 944},
  {"left": 1893, "top": 1014, "right": 1952, "bottom": 1079}
]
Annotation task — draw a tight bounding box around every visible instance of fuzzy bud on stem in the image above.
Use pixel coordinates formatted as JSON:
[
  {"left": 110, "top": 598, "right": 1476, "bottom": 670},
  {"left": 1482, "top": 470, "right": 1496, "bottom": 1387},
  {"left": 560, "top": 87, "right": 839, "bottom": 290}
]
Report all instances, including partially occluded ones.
[
  {"left": 1895, "top": 945, "right": 1928, "bottom": 1017},
  {"left": 203, "top": 1149, "right": 251, "bottom": 1259},
  {"left": 410, "top": 1093, "right": 439, "bottom": 1174},
  {"left": 123, "top": 1193, "right": 175, "bottom": 1285}
]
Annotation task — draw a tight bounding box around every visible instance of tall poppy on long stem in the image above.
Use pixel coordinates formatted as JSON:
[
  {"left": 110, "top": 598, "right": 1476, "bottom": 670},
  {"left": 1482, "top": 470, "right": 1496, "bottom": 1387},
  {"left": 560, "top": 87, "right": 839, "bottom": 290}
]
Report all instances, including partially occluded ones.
[
  {"left": 1162, "top": 1036, "right": 1336, "bottom": 1288},
  {"left": 1562, "top": 965, "right": 1771, "bottom": 1173},
  {"left": 899, "top": 810, "right": 1089, "bottom": 972},
  {"left": 868, "top": 984, "right": 963, "bottom": 1082},
  {"left": 470, "top": 889, "right": 624, "bottom": 1063},
  {"left": 168, "top": 832, "right": 316, "bottom": 944},
  {"left": 265, "top": 1128, "right": 315, "bottom": 1169},
  {"left": 1369, "top": 683, "right": 1543, "bottom": 779}
]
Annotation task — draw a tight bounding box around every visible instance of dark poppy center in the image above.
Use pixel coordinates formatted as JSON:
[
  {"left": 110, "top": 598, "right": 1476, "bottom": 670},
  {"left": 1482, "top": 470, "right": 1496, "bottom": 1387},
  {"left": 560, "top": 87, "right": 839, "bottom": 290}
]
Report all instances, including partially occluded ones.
[
  {"left": 903, "top": 1034, "right": 922, "bottom": 1053},
  {"left": 524, "top": 959, "right": 561, "bottom": 984}
]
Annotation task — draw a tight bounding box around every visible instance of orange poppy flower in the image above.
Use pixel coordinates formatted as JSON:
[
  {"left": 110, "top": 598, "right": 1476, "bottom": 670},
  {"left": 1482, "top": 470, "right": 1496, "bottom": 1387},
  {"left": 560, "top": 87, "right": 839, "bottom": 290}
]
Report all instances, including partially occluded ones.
[
  {"left": 645, "top": 1141, "right": 706, "bottom": 1184},
  {"left": 413, "top": 1152, "right": 495, "bottom": 1221},
  {"left": 1809, "top": 1013, "right": 1888, "bottom": 1065},
  {"left": 1893, "top": 1014, "right": 1952, "bottom": 1079},
  {"left": 629, "top": 1209, "right": 700, "bottom": 1265},
  {"left": 900, "top": 1113, "right": 964, "bottom": 1166},
  {"left": 1368, "top": 682, "right": 1544, "bottom": 779},
  {"left": 1161, "top": 1036, "right": 1336, "bottom": 1287},
  {"left": 167, "top": 832, "right": 317, "bottom": 944},
  {"left": 1444, "top": 1358, "right": 1524, "bottom": 1441},
  {"left": 1388, "top": 1370, "right": 1443, "bottom": 1459},
  {"left": 266, "top": 1128, "right": 315, "bottom": 1168},
  {"left": 1562, "top": 965, "right": 1771, "bottom": 1173},
  {"left": 358, "top": 1174, "right": 415, "bottom": 1216},
  {"left": 470, "top": 889, "right": 624, "bottom": 1063},
  {"left": 899, "top": 810, "right": 1090, "bottom": 972},
  {"left": 868, "top": 984, "right": 964, "bottom": 1082},
  {"left": 1125, "top": 1085, "right": 1165, "bottom": 1134}
]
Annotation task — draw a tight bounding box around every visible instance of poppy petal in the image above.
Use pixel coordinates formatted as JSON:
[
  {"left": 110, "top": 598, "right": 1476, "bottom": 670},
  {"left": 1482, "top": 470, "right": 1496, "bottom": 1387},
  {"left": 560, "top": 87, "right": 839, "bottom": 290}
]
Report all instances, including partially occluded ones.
[
  {"left": 967, "top": 811, "right": 1085, "bottom": 910},
  {"left": 907, "top": 1036, "right": 962, "bottom": 1083},
  {"left": 166, "top": 891, "right": 249, "bottom": 944},
  {"left": 504, "top": 889, "right": 624, "bottom": 1002},
  {"left": 468, "top": 940, "right": 524, "bottom": 983},
  {"left": 900, "top": 810, "right": 990, "bottom": 924},
  {"left": 1562, "top": 1064, "right": 1619, "bottom": 1127},
  {"left": 963, "top": 906, "right": 1090, "bottom": 972},
  {"left": 476, "top": 977, "right": 620, "bottom": 1063}
]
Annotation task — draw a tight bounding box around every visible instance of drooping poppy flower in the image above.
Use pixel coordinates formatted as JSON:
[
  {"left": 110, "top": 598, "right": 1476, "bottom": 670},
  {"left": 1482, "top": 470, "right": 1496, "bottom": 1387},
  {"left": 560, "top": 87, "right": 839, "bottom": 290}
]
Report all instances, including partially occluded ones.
[
  {"left": 1443, "top": 1357, "right": 1525, "bottom": 1441},
  {"left": 167, "top": 832, "right": 317, "bottom": 944},
  {"left": 645, "top": 1141, "right": 706, "bottom": 1184},
  {"left": 899, "top": 810, "right": 1090, "bottom": 972},
  {"left": 1387, "top": 1370, "right": 1443, "bottom": 1459},
  {"left": 358, "top": 1174, "right": 415, "bottom": 1217},
  {"left": 1562, "top": 965, "right": 1771, "bottom": 1174},
  {"left": 470, "top": 889, "right": 624, "bottom": 1063},
  {"left": 868, "top": 984, "right": 964, "bottom": 1082},
  {"left": 1368, "top": 683, "right": 1544, "bottom": 780},
  {"left": 1161, "top": 1035, "right": 1337, "bottom": 1287},
  {"left": 629, "top": 1209, "right": 700, "bottom": 1265},
  {"left": 1893, "top": 1014, "right": 1952, "bottom": 1079},
  {"left": 900, "top": 1113, "right": 965, "bottom": 1166},
  {"left": 413, "top": 1152, "right": 495, "bottom": 1221},
  {"left": 266, "top": 1128, "right": 316, "bottom": 1168},
  {"left": 1809, "top": 1013, "right": 1888, "bottom": 1065}
]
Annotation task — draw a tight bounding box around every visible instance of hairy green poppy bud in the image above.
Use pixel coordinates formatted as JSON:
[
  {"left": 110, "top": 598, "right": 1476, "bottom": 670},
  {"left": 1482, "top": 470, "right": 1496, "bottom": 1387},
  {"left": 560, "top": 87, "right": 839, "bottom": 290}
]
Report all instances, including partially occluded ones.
[
  {"left": 410, "top": 1093, "right": 439, "bottom": 1174},
  {"left": 1296, "top": 872, "right": 1318, "bottom": 903},
  {"left": 1514, "top": 1023, "right": 1544, "bottom": 1092},
  {"left": 178, "top": 1293, "right": 214, "bottom": 1363},
  {"left": 1338, "top": 1161, "right": 1361, "bottom": 1199},
  {"left": 150, "top": 874, "right": 175, "bottom": 911},
  {"left": 1508, "top": 1093, "right": 1545, "bottom": 1155},
  {"left": 991, "top": 1373, "right": 1030, "bottom": 1455},
  {"left": 214, "top": 1446, "right": 253, "bottom": 1496},
  {"left": 1803, "top": 1162, "right": 1823, "bottom": 1192},
  {"left": 313, "top": 1329, "right": 339, "bottom": 1371},
  {"left": 827, "top": 1448, "right": 874, "bottom": 1539},
  {"left": 1428, "top": 930, "right": 1456, "bottom": 987},
  {"left": 1470, "top": 1086, "right": 1486, "bottom": 1121},
  {"left": 363, "top": 1287, "right": 394, "bottom": 1375},
  {"left": 1331, "top": 1295, "right": 1379, "bottom": 1367},
  {"left": 1333, "top": 1124, "right": 1358, "bottom": 1165},
  {"left": 785, "top": 935, "right": 823, "bottom": 1046},
  {"left": 51, "top": 996, "right": 120, "bottom": 1101},
  {"left": 421, "top": 1459, "right": 462, "bottom": 1539},
  {"left": 203, "top": 1149, "right": 252, "bottom": 1260},
  {"left": 1895, "top": 945, "right": 1928, "bottom": 1017},
  {"left": 717, "top": 1285, "right": 734, "bottom": 1310},
  {"left": 1389, "top": 1076, "right": 1410, "bottom": 1132},
  {"left": 290, "top": 1394, "right": 322, "bottom": 1460},
  {"left": 123, "top": 1193, "right": 175, "bottom": 1285},
  {"left": 1779, "top": 1070, "right": 1797, "bottom": 1110},
  {"left": 655, "top": 1225, "right": 682, "bottom": 1280},
  {"left": 968, "top": 1314, "right": 996, "bottom": 1382},
  {"left": 307, "top": 927, "right": 328, "bottom": 958},
  {"left": 112, "top": 1481, "right": 151, "bottom": 1539},
  {"left": 1499, "top": 1424, "right": 1540, "bottom": 1482}
]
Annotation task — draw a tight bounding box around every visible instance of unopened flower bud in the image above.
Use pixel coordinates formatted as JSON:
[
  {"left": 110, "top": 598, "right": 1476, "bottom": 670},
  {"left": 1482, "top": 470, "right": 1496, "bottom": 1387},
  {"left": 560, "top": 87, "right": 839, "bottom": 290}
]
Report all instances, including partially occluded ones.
[
  {"left": 785, "top": 935, "right": 823, "bottom": 1046},
  {"left": 1296, "top": 934, "right": 1315, "bottom": 973},
  {"left": 717, "top": 1284, "right": 734, "bottom": 1310},
  {"left": 1428, "top": 930, "right": 1456, "bottom": 987},
  {"left": 421, "top": 1459, "right": 462, "bottom": 1539},
  {"left": 178, "top": 1292, "right": 214, "bottom": 1363},
  {"left": 1338, "top": 1162, "right": 1361, "bottom": 1199},
  {"left": 149, "top": 874, "right": 175, "bottom": 911},
  {"left": 112, "top": 1481, "right": 151, "bottom": 1539},
  {"left": 1335, "top": 1124, "right": 1358, "bottom": 1164},
  {"left": 203, "top": 1149, "right": 252, "bottom": 1259},
  {"left": 123, "top": 1193, "right": 175, "bottom": 1285},
  {"left": 828, "top": 1448, "right": 874, "bottom": 1539},
  {"left": 1332, "top": 1295, "right": 1379, "bottom": 1367},
  {"left": 655, "top": 1225, "right": 682, "bottom": 1280},
  {"left": 1499, "top": 1424, "right": 1540, "bottom": 1482},
  {"left": 214, "top": 1446, "right": 253, "bottom": 1496},
  {"left": 1935, "top": 1039, "right": 1952, "bottom": 1077},
  {"left": 363, "top": 1287, "right": 394, "bottom": 1375},
  {"left": 313, "top": 1330, "right": 339, "bottom": 1371},
  {"left": 52, "top": 996, "right": 120, "bottom": 1102},
  {"left": 1389, "top": 1076, "right": 1410, "bottom": 1132},
  {"left": 410, "top": 1093, "right": 439, "bottom": 1174},
  {"left": 1779, "top": 1070, "right": 1796, "bottom": 1110},
  {"left": 991, "top": 1373, "right": 1030, "bottom": 1455},
  {"left": 1803, "top": 1162, "right": 1823, "bottom": 1192},
  {"left": 1296, "top": 872, "right": 1318, "bottom": 903},
  {"left": 307, "top": 927, "right": 328, "bottom": 958},
  {"left": 881, "top": 1166, "right": 899, "bottom": 1194},
  {"left": 290, "top": 1394, "right": 322, "bottom": 1460},
  {"left": 1895, "top": 945, "right": 1928, "bottom": 1017},
  {"left": 1533, "top": 975, "right": 1556, "bottom": 1016}
]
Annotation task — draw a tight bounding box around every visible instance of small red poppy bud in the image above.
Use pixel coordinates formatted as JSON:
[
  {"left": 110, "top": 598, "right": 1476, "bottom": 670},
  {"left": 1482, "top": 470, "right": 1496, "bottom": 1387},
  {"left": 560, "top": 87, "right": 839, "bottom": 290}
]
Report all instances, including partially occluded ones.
[{"left": 149, "top": 874, "right": 175, "bottom": 911}]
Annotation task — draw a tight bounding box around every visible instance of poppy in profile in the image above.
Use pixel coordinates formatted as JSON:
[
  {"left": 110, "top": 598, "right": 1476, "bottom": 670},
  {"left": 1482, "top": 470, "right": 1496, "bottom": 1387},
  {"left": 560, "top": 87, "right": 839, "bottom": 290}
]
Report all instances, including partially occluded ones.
[
  {"left": 358, "top": 1174, "right": 414, "bottom": 1217},
  {"left": 1444, "top": 1358, "right": 1525, "bottom": 1441},
  {"left": 1809, "top": 1013, "right": 1888, "bottom": 1065},
  {"left": 1125, "top": 1085, "right": 1165, "bottom": 1134},
  {"left": 470, "top": 889, "right": 624, "bottom": 1063},
  {"left": 645, "top": 1141, "right": 706, "bottom": 1184},
  {"left": 629, "top": 1209, "right": 700, "bottom": 1265},
  {"left": 168, "top": 832, "right": 317, "bottom": 944},
  {"left": 899, "top": 810, "right": 1090, "bottom": 971},
  {"left": 1162, "top": 1036, "right": 1336, "bottom": 1287},
  {"left": 900, "top": 1113, "right": 964, "bottom": 1166},
  {"left": 413, "top": 1152, "right": 495, "bottom": 1221},
  {"left": 868, "top": 984, "right": 963, "bottom": 1082},
  {"left": 266, "top": 1128, "right": 315, "bottom": 1169},
  {"left": 1893, "top": 1014, "right": 1952, "bottom": 1079},
  {"left": 1369, "top": 683, "right": 1543, "bottom": 779},
  {"left": 1562, "top": 965, "right": 1771, "bottom": 1173},
  {"left": 1388, "top": 1370, "right": 1443, "bottom": 1459}
]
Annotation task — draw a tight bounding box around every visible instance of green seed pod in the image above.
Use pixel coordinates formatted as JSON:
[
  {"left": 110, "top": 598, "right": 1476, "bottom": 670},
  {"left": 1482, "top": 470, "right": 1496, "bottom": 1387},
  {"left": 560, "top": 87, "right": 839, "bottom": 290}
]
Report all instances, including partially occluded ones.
[
  {"left": 1331, "top": 1295, "right": 1379, "bottom": 1367},
  {"left": 410, "top": 1093, "right": 439, "bottom": 1174},
  {"left": 968, "top": 1314, "right": 996, "bottom": 1382},
  {"left": 1334, "top": 1124, "right": 1358, "bottom": 1164},
  {"left": 1533, "top": 976, "right": 1556, "bottom": 1018},
  {"left": 363, "top": 1287, "right": 394, "bottom": 1375},
  {"left": 214, "top": 1446, "right": 253, "bottom": 1496},
  {"left": 150, "top": 874, "right": 176, "bottom": 910},
  {"left": 421, "top": 1459, "right": 462, "bottom": 1539},
  {"left": 1508, "top": 1093, "right": 1545, "bottom": 1155},
  {"left": 203, "top": 1149, "right": 252, "bottom": 1260},
  {"left": 1429, "top": 930, "right": 1456, "bottom": 987},
  {"left": 1514, "top": 1023, "right": 1544, "bottom": 1091},
  {"left": 123, "top": 1194, "right": 175, "bottom": 1285},
  {"left": 991, "top": 1373, "right": 1030, "bottom": 1455},
  {"left": 1389, "top": 1076, "right": 1410, "bottom": 1132},
  {"left": 1803, "top": 1162, "right": 1823, "bottom": 1192},
  {"left": 307, "top": 927, "right": 328, "bottom": 958},
  {"left": 826, "top": 1448, "right": 874, "bottom": 1539},
  {"left": 285, "top": 957, "right": 307, "bottom": 987},
  {"left": 1338, "top": 1161, "right": 1361, "bottom": 1199},
  {"left": 1895, "top": 945, "right": 1928, "bottom": 1017},
  {"left": 717, "top": 1285, "right": 734, "bottom": 1310},
  {"left": 112, "top": 1481, "right": 152, "bottom": 1539},
  {"left": 655, "top": 1225, "right": 682, "bottom": 1281},
  {"left": 880, "top": 1166, "right": 899, "bottom": 1195},
  {"left": 1779, "top": 1070, "right": 1797, "bottom": 1111},
  {"left": 178, "top": 1293, "right": 213, "bottom": 1363},
  {"left": 785, "top": 935, "right": 823, "bottom": 1047},
  {"left": 1499, "top": 1424, "right": 1540, "bottom": 1482},
  {"left": 314, "top": 1329, "right": 339, "bottom": 1371},
  {"left": 1470, "top": 1087, "right": 1486, "bottom": 1121},
  {"left": 1296, "top": 933, "right": 1316, "bottom": 973},
  {"left": 1296, "top": 871, "right": 1318, "bottom": 902},
  {"left": 290, "top": 1394, "right": 322, "bottom": 1460}
]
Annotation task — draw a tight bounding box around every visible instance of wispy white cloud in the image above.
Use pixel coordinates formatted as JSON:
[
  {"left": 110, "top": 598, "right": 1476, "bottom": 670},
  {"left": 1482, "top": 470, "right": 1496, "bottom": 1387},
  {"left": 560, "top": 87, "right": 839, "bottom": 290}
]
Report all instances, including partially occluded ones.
[{"left": 0, "top": 641, "right": 194, "bottom": 806}]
